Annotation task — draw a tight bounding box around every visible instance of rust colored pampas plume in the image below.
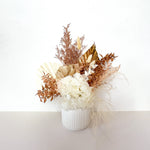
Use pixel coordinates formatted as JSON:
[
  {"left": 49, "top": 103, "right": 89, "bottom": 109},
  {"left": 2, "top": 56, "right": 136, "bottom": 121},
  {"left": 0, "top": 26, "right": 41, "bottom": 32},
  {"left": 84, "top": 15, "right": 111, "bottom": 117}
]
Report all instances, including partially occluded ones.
[{"left": 55, "top": 24, "right": 86, "bottom": 65}]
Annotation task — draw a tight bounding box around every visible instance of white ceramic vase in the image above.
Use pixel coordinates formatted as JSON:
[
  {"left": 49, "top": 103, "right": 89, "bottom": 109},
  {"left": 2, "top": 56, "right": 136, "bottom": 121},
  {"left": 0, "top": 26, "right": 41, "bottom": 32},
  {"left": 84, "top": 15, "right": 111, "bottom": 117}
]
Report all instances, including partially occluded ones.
[{"left": 61, "top": 109, "right": 91, "bottom": 131}]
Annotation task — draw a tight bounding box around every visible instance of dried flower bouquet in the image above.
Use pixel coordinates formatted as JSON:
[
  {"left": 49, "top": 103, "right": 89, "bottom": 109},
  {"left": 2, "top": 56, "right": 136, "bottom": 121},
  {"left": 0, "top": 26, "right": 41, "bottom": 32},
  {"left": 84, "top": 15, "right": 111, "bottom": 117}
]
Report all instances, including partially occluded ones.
[{"left": 37, "top": 24, "right": 120, "bottom": 111}]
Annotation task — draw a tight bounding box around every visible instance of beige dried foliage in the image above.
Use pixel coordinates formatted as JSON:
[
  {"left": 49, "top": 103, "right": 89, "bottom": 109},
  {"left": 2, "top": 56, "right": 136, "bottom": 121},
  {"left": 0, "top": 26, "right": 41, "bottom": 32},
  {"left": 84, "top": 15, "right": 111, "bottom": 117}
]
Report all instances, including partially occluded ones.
[
  {"left": 38, "top": 62, "right": 61, "bottom": 78},
  {"left": 56, "top": 64, "right": 79, "bottom": 79}
]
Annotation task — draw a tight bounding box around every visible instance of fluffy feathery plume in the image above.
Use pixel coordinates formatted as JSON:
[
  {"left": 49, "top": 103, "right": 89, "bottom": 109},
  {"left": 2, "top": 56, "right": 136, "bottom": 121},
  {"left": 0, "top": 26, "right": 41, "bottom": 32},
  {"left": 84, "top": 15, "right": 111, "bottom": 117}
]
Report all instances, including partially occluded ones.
[{"left": 55, "top": 24, "right": 86, "bottom": 65}]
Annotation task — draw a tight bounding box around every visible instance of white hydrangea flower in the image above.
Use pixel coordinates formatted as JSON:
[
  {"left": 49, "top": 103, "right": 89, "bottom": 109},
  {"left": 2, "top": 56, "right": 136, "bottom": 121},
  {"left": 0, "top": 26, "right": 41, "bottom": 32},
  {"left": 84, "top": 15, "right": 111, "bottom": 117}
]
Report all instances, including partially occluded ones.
[{"left": 57, "top": 73, "right": 94, "bottom": 110}]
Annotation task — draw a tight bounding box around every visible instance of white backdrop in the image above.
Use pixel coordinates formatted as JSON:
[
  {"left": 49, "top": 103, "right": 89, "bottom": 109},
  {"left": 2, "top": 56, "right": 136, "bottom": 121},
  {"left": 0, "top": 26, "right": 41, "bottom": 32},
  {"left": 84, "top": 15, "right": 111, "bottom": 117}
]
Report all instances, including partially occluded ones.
[{"left": 0, "top": 0, "right": 150, "bottom": 111}]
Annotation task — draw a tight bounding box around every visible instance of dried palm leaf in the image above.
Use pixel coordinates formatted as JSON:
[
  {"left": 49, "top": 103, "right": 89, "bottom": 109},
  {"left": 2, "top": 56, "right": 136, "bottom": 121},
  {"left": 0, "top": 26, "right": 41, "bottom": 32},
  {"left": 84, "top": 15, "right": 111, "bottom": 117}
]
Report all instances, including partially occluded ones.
[
  {"left": 38, "top": 62, "right": 61, "bottom": 79},
  {"left": 79, "top": 44, "right": 99, "bottom": 65},
  {"left": 56, "top": 64, "right": 79, "bottom": 79}
]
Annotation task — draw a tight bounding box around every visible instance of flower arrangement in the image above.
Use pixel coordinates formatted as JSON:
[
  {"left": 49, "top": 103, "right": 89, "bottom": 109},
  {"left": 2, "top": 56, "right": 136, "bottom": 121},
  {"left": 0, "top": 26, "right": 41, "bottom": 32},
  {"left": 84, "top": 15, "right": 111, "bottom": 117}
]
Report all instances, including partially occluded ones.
[{"left": 36, "top": 24, "right": 120, "bottom": 112}]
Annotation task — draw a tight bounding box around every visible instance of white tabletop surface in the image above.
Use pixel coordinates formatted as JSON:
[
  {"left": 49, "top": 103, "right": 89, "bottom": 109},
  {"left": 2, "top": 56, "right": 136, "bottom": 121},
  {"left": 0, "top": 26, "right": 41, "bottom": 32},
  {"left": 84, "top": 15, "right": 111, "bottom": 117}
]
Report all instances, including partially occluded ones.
[{"left": 0, "top": 112, "right": 150, "bottom": 150}]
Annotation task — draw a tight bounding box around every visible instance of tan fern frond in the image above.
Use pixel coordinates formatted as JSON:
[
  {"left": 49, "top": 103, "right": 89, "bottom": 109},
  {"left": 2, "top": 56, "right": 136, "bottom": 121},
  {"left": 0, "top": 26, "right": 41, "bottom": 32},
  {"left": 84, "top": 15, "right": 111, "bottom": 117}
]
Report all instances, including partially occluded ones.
[{"left": 36, "top": 73, "right": 60, "bottom": 102}]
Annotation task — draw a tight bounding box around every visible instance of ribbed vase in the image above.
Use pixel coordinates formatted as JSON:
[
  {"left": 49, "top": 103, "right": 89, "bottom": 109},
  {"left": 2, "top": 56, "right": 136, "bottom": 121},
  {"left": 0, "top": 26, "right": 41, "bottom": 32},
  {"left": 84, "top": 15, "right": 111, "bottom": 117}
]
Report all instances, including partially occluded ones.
[{"left": 61, "top": 109, "right": 91, "bottom": 131}]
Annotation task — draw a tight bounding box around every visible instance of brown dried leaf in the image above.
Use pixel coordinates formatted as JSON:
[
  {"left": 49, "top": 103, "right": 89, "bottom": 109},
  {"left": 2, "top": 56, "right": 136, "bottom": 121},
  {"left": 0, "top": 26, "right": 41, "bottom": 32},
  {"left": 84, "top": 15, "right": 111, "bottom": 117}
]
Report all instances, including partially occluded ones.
[{"left": 87, "top": 53, "right": 119, "bottom": 87}]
